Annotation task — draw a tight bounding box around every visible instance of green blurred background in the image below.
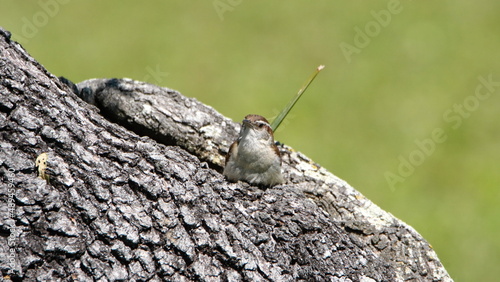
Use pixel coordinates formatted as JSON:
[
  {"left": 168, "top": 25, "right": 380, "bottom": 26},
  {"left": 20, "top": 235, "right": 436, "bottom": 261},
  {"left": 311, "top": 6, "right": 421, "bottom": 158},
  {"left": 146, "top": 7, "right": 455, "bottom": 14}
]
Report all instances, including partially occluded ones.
[{"left": 3, "top": 1, "right": 499, "bottom": 280}]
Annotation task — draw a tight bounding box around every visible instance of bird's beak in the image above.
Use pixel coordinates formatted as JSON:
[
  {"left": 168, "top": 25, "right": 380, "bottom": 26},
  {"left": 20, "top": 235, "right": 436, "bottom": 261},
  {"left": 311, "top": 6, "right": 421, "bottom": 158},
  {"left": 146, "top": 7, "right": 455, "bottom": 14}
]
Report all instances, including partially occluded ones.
[{"left": 242, "top": 119, "right": 252, "bottom": 127}]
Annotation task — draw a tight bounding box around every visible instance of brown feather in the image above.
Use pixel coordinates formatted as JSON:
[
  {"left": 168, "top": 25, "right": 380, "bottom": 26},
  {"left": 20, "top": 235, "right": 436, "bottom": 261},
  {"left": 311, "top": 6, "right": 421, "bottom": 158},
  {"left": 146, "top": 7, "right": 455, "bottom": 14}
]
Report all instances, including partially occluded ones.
[
  {"left": 225, "top": 141, "right": 238, "bottom": 165},
  {"left": 244, "top": 114, "right": 270, "bottom": 124},
  {"left": 272, "top": 143, "right": 282, "bottom": 164}
]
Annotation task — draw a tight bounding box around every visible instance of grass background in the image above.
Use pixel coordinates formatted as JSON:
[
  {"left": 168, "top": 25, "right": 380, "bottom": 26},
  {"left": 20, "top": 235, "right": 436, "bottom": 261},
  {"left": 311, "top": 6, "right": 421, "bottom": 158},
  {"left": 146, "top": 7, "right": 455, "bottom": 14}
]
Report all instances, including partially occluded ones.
[{"left": 3, "top": 1, "right": 499, "bottom": 280}]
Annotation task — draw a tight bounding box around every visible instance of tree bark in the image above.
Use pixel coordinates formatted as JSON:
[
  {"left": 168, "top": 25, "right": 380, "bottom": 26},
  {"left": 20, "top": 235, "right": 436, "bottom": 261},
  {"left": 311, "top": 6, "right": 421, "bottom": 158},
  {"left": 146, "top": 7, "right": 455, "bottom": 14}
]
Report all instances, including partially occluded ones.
[{"left": 0, "top": 27, "right": 451, "bottom": 281}]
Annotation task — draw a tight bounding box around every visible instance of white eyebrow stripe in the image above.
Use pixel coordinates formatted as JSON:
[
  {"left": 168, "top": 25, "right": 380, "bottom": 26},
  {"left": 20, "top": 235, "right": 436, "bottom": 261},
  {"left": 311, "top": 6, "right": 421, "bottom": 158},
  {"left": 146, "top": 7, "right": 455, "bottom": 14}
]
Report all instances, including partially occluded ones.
[{"left": 255, "top": 120, "right": 270, "bottom": 127}]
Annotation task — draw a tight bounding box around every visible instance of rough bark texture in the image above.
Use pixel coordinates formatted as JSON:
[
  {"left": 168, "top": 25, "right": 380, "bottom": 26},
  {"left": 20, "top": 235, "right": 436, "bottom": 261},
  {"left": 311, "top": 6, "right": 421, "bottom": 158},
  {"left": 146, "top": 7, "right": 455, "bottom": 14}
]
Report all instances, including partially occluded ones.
[{"left": 0, "top": 27, "right": 451, "bottom": 281}]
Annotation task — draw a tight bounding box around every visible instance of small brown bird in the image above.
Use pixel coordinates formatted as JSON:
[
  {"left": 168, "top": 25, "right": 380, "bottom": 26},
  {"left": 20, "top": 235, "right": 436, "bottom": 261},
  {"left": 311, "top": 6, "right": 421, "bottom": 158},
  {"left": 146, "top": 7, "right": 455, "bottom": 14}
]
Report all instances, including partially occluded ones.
[{"left": 223, "top": 114, "right": 284, "bottom": 187}]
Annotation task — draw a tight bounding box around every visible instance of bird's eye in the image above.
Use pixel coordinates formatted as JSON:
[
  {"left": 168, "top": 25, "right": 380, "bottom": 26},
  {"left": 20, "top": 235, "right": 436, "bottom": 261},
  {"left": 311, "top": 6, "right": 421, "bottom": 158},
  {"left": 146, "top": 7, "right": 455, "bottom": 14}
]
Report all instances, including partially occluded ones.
[{"left": 258, "top": 123, "right": 265, "bottom": 128}]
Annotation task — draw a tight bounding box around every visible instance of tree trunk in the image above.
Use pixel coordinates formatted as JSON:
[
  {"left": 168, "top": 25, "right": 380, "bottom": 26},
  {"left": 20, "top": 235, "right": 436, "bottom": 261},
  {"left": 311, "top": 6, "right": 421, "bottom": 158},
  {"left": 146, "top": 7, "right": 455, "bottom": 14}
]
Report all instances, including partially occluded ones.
[{"left": 0, "top": 27, "right": 451, "bottom": 281}]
